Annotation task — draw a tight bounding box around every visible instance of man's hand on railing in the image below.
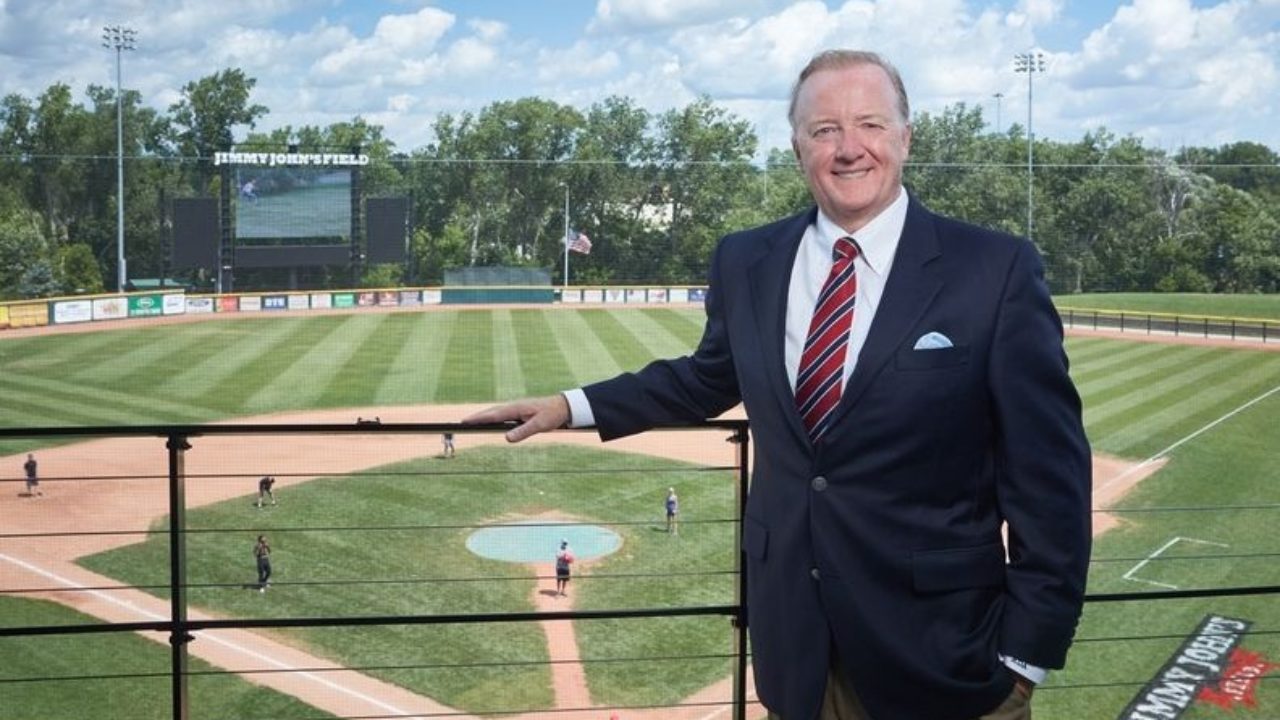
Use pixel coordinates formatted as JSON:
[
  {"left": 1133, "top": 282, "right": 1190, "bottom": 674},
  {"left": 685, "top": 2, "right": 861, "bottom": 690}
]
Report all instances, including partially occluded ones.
[{"left": 462, "top": 394, "right": 571, "bottom": 443}]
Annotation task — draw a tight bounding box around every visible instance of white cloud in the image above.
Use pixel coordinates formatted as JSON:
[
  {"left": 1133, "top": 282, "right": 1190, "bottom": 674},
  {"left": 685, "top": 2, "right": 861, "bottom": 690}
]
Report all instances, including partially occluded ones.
[
  {"left": 0, "top": 0, "right": 1277, "bottom": 160},
  {"left": 589, "top": 0, "right": 775, "bottom": 33},
  {"left": 1054, "top": 0, "right": 1279, "bottom": 145},
  {"left": 468, "top": 18, "right": 507, "bottom": 43},
  {"left": 535, "top": 42, "right": 621, "bottom": 83}
]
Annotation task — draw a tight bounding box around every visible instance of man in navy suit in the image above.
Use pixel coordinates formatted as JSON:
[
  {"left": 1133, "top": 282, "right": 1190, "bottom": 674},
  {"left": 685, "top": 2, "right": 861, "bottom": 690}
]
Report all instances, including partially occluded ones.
[{"left": 466, "top": 49, "right": 1091, "bottom": 720}]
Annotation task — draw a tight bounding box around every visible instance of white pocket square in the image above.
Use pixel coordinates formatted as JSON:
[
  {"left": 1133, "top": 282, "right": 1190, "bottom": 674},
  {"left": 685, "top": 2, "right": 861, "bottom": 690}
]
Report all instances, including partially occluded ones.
[{"left": 913, "top": 331, "right": 954, "bottom": 350}]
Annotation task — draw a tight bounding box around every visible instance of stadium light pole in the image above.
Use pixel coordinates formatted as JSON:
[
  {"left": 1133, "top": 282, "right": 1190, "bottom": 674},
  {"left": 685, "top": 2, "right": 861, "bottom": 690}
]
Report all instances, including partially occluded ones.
[
  {"left": 992, "top": 92, "right": 1003, "bottom": 134},
  {"left": 103, "top": 25, "right": 136, "bottom": 293},
  {"left": 1014, "top": 50, "right": 1045, "bottom": 244}
]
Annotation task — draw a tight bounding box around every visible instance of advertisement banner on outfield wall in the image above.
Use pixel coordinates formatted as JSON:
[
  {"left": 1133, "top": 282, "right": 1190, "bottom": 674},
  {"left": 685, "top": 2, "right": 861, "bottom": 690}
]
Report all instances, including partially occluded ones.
[
  {"left": 128, "top": 294, "right": 164, "bottom": 317},
  {"left": 5, "top": 303, "right": 50, "bottom": 328},
  {"left": 162, "top": 294, "right": 186, "bottom": 315},
  {"left": 626, "top": 289, "right": 646, "bottom": 303},
  {"left": 605, "top": 289, "right": 626, "bottom": 303},
  {"left": 55, "top": 299, "right": 93, "bottom": 323},
  {"left": 287, "top": 294, "right": 310, "bottom": 310},
  {"left": 582, "top": 289, "right": 603, "bottom": 303},
  {"left": 0, "top": 306, "right": 8, "bottom": 329},
  {"left": 310, "top": 293, "right": 332, "bottom": 309},
  {"left": 186, "top": 297, "right": 215, "bottom": 314},
  {"left": 240, "top": 296, "right": 263, "bottom": 312},
  {"left": 218, "top": 297, "right": 239, "bottom": 313},
  {"left": 561, "top": 289, "right": 582, "bottom": 304},
  {"left": 378, "top": 291, "right": 398, "bottom": 307},
  {"left": 357, "top": 292, "right": 377, "bottom": 307},
  {"left": 689, "top": 289, "right": 707, "bottom": 302},
  {"left": 399, "top": 291, "right": 421, "bottom": 306},
  {"left": 648, "top": 289, "right": 667, "bottom": 303},
  {"left": 333, "top": 293, "right": 356, "bottom": 308},
  {"left": 422, "top": 289, "right": 442, "bottom": 304},
  {"left": 262, "top": 295, "right": 287, "bottom": 311},
  {"left": 669, "top": 288, "right": 690, "bottom": 303},
  {"left": 85, "top": 297, "right": 120, "bottom": 319}
]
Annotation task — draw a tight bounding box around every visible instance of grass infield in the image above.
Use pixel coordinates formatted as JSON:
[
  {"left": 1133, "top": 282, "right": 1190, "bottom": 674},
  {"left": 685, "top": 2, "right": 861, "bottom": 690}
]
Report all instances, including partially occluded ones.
[{"left": 78, "top": 444, "right": 738, "bottom": 713}]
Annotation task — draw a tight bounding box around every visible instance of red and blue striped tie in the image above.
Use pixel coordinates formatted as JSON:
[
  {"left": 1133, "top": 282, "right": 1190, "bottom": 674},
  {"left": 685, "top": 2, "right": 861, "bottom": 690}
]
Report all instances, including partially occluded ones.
[{"left": 795, "top": 237, "right": 859, "bottom": 441}]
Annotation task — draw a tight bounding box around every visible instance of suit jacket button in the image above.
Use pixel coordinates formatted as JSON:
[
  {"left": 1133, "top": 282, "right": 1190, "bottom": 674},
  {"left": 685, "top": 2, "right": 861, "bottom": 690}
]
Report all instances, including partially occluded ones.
[
  {"left": 811, "top": 475, "right": 827, "bottom": 491},
  {"left": 810, "top": 567, "right": 821, "bottom": 581}
]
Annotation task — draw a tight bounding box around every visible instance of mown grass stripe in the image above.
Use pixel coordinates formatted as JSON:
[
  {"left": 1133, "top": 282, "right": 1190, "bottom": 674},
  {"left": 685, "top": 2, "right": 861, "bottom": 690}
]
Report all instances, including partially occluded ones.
[
  {"left": 546, "top": 309, "right": 625, "bottom": 386},
  {"left": 491, "top": 309, "right": 526, "bottom": 401},
  {"left": 1, "top": 328, "right": 140, "bottom": 378},
  {"left": 650, "top": 308, "right": 706, "bottom": 347},
  {"left": 579, "top": 309, "right": 653, "bottom": 372},
  {"left": 246, "top": 315, "right": 383, "bottom": 412},
  {"left": 1082, "top": 346, "right": 1225, "bottom": 429},
  {"left": 0, "top": 371, "right": 219, "bottom": 424},
  {"left": 71, "top": 321, "right": 233, "bottom": 387},
  {"left": 614, "top": 309, "right": 700, "bottom": 358},
  {"left": 1072, "top": 342, "right": 1197, "bottom": 396},
  {"left": 435, "top": 310, "right": 494, "bottom": 402},
  {"left": 157, "top": 318, "right": 304, "bottom": 402},
  {"left": 311, "top": 313, "right": 420, "bottom": 408},
  {"left": 374, "top": 311, "right": 457, "bottom": 404},
  {"left": 0, "top": 375, "right": 166, "bottom": 426},
  {"left": 1063, "top": 336, "right": 1133, "bottom": 364},
  {"left": 1092, "top": 355, "right": 1280, "bottom": 456},
  {"left": 509, "top": 310, "right": 576, "bottom": 397},
  {"left": 183, "top": 317, "right": 351, "bottom": 412},
  {"left": 0, "top": 387, "right": 115, "bottom": 427}
]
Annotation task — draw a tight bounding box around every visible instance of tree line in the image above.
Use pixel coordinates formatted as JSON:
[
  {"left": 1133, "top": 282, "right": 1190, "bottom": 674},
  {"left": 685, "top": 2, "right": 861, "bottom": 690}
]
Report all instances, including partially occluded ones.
[{"left": 1, "top": 67, "right": 1277, "bottom": 299}]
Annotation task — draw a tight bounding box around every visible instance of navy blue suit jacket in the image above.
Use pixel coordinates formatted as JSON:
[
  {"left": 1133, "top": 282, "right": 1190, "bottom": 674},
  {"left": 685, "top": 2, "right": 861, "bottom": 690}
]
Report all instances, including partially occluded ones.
[{"left": 584, "top": 198, "right": 1091, "bottom": 720}]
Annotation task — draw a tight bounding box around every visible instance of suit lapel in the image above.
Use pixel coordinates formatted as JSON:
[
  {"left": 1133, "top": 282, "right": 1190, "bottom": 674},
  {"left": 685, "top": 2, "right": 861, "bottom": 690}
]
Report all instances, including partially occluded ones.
[
  {"left": 748, "top": 209, "right": 813, "bottom": 446},
  {"left": 831, "top": 199, "right": 944, "bottom": 423}
]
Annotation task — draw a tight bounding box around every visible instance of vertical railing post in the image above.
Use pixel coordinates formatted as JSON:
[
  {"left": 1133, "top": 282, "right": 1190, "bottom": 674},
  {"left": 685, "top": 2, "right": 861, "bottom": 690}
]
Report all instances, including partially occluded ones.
[
  {"left": 167, "top": 434, "right": 193, "bottom": 720},
  {"left": 731, "top": 422, "right": 750, "bottom": 720}
]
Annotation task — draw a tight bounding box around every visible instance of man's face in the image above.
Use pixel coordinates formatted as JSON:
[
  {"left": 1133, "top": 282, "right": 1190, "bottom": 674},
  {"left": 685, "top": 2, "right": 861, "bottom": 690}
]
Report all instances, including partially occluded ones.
[{"left": 791, "top": 64, "right": 911, "bottom": 232}]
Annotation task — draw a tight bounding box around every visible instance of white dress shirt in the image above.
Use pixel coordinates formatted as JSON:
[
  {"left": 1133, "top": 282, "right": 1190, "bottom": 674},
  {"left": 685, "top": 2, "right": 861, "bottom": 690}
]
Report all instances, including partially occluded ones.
[{"left": 784, "top": 189, "right": 907, "bottom": 391}]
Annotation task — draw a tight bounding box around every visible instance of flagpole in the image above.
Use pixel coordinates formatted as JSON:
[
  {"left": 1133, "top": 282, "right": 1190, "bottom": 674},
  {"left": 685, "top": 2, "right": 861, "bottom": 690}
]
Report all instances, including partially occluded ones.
[{"left": 562, "top": 184, "right": 570, "bottom": 289}]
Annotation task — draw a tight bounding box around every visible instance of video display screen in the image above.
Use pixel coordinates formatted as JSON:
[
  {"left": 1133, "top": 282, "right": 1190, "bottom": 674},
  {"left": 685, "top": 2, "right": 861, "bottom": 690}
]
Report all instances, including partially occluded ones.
[{"left": 234, "top": 166, "right": 352, "bottom": 243}]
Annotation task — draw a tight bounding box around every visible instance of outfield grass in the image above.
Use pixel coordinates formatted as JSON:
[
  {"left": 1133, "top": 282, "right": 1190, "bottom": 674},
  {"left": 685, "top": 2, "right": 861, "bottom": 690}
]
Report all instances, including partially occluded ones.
[
  {"left": 78, "top": 443, "right": 739, "bottom": 713},
  {"left": 1045, "top": 337, "right": 1280, "bottom": 718},
  {"left": 0, "top": 597, "right": 337, "bottom": 720},
  {"left": 5, "top": 306, "right": 1280, "bottom": 718},
  {"left": 1055, "top": 292, "right": 1280, "bottom": 320},
  {"left": 0, "top": 308, "right": 706, "bottom": 448}
]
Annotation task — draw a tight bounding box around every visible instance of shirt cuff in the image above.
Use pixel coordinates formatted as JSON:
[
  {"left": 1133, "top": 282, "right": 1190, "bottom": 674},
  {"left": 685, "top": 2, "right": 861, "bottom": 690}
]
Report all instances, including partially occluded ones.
[
  {"left": 562, "top": 389, "right": 595, "bottom": 428},
  {"left": 999, "top": 655, "right": 1047, "bottom": 685}
]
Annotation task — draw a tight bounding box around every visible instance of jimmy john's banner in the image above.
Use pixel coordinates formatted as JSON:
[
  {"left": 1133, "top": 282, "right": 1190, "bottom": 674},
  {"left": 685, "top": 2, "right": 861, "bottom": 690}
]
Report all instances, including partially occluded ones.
[{"left": 1118, "top": 614, "right": 1276, "bottom": 719}]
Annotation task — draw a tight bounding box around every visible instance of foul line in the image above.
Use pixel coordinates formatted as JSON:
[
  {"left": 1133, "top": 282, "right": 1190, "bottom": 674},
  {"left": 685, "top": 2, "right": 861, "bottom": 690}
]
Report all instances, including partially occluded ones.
[
  {"left": 1095, "top": 382, "right": 1280, "bottom": 497},
  {"left": 0, "top": 552, "right": 412, "bottom": 718},
  {"left": 1122, "top": 536, "right": 1229, "bottom": 589}
]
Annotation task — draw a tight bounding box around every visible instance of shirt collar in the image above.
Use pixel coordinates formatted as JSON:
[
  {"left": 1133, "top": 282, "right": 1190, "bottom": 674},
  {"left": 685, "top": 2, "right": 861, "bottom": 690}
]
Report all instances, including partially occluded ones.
[{"left": 813, "top": 187, "right": 909, "bottom": 276}]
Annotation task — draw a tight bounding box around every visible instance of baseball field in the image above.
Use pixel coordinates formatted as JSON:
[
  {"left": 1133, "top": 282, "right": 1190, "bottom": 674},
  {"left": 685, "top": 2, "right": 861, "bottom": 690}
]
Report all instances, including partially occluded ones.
[{"left": 2, "top": 303, "right": 1280, "bottom": 719}]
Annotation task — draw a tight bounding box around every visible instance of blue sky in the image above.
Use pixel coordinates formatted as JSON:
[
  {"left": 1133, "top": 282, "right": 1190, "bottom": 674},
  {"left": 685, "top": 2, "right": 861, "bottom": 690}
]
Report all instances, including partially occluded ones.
[{"left": 1, "top": 0, "right": 1277, "bottom": 159}]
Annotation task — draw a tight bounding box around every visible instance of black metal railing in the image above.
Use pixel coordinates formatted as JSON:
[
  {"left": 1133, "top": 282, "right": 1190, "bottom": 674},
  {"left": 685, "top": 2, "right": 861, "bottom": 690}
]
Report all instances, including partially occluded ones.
[
  {"left": 0, "top": 421, "right": 752, "bottom": 720},
  {"left": 1060, "top": 308, "right": 1276, "bottom": 343}
]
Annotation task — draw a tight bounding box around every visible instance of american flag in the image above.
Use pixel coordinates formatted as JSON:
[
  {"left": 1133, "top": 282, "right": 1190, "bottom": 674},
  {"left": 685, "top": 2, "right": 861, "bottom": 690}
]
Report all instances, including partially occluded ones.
[{"left": 565, "top": 229, "right": 592, "bottom": 254}]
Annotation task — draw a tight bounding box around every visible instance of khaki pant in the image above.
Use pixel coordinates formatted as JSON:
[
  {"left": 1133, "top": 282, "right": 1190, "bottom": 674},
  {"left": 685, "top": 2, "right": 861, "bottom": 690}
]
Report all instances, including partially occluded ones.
[{"left": 767, "top": 665, "right": 1031, "bottom": 720}]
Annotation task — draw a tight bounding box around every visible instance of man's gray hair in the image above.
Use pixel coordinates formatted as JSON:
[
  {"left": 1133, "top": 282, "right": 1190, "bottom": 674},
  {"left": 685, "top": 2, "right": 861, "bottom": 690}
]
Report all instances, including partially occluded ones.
[{"left": 787, "top": 50, "right": 911, "bottom": 128}]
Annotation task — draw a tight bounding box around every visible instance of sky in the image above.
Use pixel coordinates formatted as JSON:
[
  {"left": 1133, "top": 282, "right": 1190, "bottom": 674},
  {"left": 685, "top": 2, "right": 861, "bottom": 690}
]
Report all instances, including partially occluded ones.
[{"left": 1, "top": 0, "right": 1278, "bottom": 161}]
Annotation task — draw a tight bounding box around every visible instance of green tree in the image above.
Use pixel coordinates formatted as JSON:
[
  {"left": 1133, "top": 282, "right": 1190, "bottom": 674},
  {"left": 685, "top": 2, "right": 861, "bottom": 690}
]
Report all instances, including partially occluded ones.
[
  {"left": 0, "top": 207, "right": 51, "bottom": 299},
  {"left": 57, "top": 243, "right": 106, "bottom": 294},
  {"left": 653, "top": 96, "right": 757, "bottom": 282},
  {"left": 169, "top": 68, "right": 268, "bottom": 191}
]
